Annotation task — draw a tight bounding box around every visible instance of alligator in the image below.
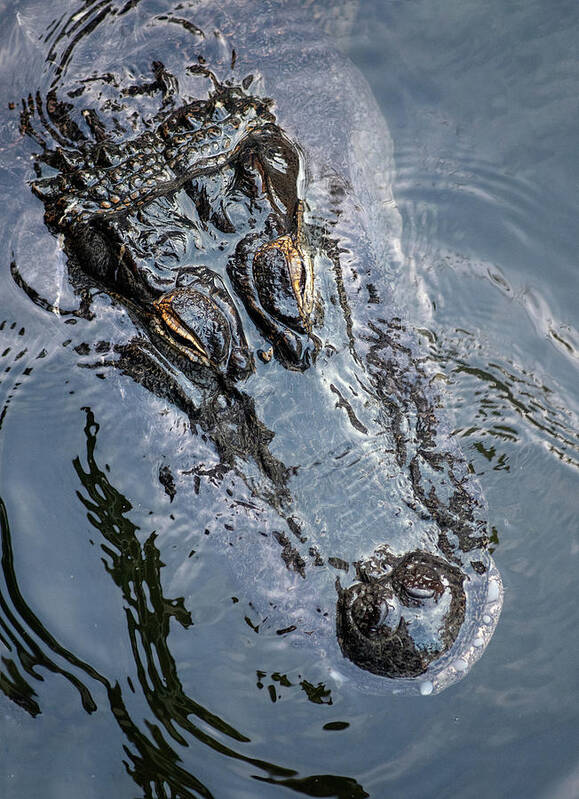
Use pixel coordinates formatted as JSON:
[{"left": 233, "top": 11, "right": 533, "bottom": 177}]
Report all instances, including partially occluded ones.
[{"left": 15, "top": 0, "right": 502, "bottom": 695}]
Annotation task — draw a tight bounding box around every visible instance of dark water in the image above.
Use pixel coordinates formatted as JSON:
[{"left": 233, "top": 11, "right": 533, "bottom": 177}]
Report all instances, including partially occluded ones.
[{"left": 0, "top": 1, "right": 578, "bottom": 798}]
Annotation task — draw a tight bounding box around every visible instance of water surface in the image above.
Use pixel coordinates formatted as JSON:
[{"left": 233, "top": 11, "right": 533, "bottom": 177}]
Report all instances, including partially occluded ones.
[{"left": 0, "top": 1, "right": 578, "bottom": 798}]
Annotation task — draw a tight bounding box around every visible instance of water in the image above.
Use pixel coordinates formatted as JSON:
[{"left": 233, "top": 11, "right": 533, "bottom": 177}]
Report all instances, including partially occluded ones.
[{"left": 1, "top": 1, "right": 578, "bottom": 797}]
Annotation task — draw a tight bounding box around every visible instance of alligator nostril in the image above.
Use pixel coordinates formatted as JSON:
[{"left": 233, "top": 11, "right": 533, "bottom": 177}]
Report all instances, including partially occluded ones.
[
  {"left": 373, "top": 597, "right": 401, "bottom": 636},
  {"left": 376, "top": 600, "right": 391, "bottom": 627},
  {"left": 405, "top": 586, "right": 435, "bottom": 600},
  {"left": 349, "top": 582, "right": 400, "bottom": 639},
  {"left": 361, "top": 600, "right": 391, "bottom": 637}
]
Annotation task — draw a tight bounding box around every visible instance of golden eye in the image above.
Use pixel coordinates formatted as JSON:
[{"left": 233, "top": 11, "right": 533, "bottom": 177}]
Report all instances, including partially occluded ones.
[
  {"left": 253, "top": 234, "right": 313, "bottom": 331},
  {"left": 154, "top": 290, "right": 210, "bottom": 361}
]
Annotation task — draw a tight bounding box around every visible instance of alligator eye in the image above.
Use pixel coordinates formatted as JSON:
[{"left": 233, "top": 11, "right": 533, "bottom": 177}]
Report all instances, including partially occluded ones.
[
  {"left": 153, "top": 288, "right": 230, "bottom": 366},
  {"left": 228, "top": 213, "right": 318, "bottom": 372},
  {"left": 253, "top": 234, "right": 312, "bottom": 332},
  {"left": 399, "top": 570, "right": 442, "bottom": 604}
]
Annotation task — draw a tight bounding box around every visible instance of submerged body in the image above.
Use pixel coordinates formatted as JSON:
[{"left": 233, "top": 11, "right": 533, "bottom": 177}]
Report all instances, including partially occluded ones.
[{"left": 14, "top": 0, "right": 501, "bottom": 695}]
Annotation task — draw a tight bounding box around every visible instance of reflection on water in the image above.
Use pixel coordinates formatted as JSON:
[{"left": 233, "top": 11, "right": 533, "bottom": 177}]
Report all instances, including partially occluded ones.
[
  {"left": 428, "top": 327, "right": 579, "bottom": 470},
  {"left": 0, "top": 407, "right": 370, "bottom": 798}
]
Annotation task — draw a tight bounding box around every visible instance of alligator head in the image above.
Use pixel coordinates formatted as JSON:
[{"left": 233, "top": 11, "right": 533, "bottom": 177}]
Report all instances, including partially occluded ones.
[{"left": 25, "top": 72, "right": 320, "bottom": 376}]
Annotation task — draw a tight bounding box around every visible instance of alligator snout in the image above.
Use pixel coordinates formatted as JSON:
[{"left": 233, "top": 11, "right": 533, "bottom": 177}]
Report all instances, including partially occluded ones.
[{"left": 336, "top": 550, "right": 466, "bottom": 678}]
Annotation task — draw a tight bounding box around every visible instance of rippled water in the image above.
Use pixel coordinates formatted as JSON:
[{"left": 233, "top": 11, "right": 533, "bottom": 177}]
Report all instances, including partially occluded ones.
[{"left": 1, "top": 1, "right": 578, "bottom": 798}]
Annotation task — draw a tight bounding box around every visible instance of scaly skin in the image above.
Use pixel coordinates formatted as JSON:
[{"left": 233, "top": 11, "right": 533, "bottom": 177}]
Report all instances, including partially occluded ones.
[{"left": 24, "top": 73, "right": 318, "bottom": 373}]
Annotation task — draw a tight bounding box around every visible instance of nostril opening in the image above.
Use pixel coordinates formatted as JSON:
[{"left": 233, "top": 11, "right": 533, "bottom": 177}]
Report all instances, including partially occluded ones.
[
  {"left": 376, "top": 600, "right": 391, "bottom": 628},
  {"left": 363, "top": 600, "right": 392, "bottom": 637},
  {"left": 406, "top": 587, "right": 435, "bottom": 600},
  {"left": 350, "top": 584, "right": 399, "bottom": 639}
]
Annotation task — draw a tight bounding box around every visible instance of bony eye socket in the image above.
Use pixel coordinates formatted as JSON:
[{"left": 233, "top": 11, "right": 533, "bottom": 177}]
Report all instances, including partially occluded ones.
[
  {"left": 227, "top": 197, "right": 319, "bottom": 371},
  {"left": 149, "top": 270, "right": 253, "bottom": 380}
]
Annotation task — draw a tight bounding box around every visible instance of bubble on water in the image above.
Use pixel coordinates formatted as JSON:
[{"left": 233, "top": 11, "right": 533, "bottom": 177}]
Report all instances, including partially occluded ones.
[
  {"left": 420, "top": 680, "right": 434, "bottom": 696},
  {"left": 487, "top": 579, "right": 501, "bottom": 603},
  {"left": 329, "top": 667, "right": 348, "bottom": 686}
]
